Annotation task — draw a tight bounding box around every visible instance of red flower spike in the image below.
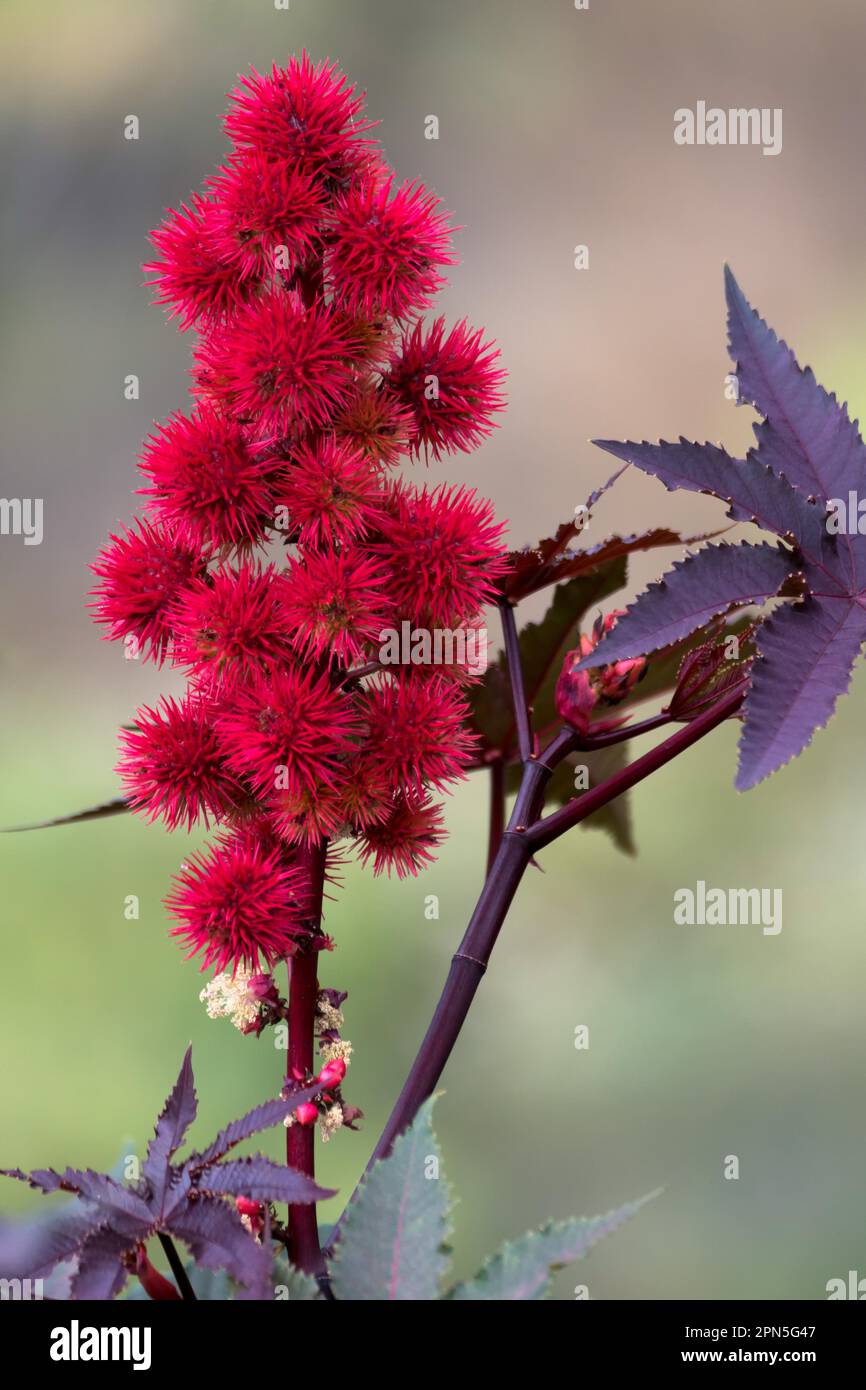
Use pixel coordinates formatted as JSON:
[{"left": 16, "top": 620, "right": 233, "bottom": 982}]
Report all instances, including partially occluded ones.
[
  {"left": 295, "top": 1102, "right": 319, "bottom": 1127},
  {"left": 144, "top": 194, "right": 258, "bottom": 332},
  {"left": 193, "top": 289, "right": 363, "bottom": 438},
  {"left": 384, "top": 316, "right": 506, "bottom": 459},
  {"left": 327, "top": 177, "right": 456, "bottom": 321},
  {"left": 358, "top": 790, "right": 445, "bottom": 878},
  {"left": 166, "top": 828, "right": 305, "bottom": 975},
  {"left": 224, "top": 55, "right": 379, "bottom": 182},
  {"left": 118, "top": 694, "right": 243, "bottom": 831},
  {"left": 90, "top": 519, "right": 204, "bottom": 665},
  {"left": 139, "top": 405, "right": 280, "bottom": 552}
]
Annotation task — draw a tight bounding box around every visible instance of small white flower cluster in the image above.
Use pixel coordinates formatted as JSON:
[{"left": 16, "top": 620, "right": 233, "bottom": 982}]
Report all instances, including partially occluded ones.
[
  {"left": 199, "top": 970, "right": 259, "bottom": 1031},
  {"left": 319, "top": 1037, "right": 353, "bottom": 1068},
  {"left": 319, "top": 1103, "right": 344, "bottom": 1143},
  {"left": 315, "top": 995, "right": 344, "bottom": 1033}
]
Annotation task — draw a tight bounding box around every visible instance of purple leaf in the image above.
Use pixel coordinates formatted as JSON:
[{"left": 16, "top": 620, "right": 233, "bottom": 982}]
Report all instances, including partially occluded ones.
[
  {"left": 736, "top": 598, "right": 866, "bottom": 789},
  {"left": 188, "top": 1085, "right": 323, "bottom": 1170},
  {"left": 0, "top": 1208, "right": 104, "bottom": 1281},
  {"left": 593, "top": 438, "right": 827, "bottom": 563},
  {"left": 3, "top": 1167, "right": 150, "bottom": 1235},
  {"left": 233, "top": 1207, "right": 275, "bottom": 1302},
  {"left": 143, "top": 1045, "right": 197, "bottom": 1213},
  {"left": 169, "top": 1195, "right": 266, "bottom": 1288},
  {"left": 69, "top": 1226, "right": 133, "bottom": 1300},
  {"left": 0, "top": 1049, "right": 331, "bottom": 1297},
  {"left": 198, "top": 1154, "right": 335, "bottom": 1205},
  {"left": 577, "top": 542, "right": 794, "bottom": 667},
  {"left": 725, "top": 265, "right": 866, "bottom": 502}
]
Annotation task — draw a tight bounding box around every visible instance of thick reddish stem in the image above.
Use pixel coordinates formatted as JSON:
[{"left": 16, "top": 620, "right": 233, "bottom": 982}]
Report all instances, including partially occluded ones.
[
  {"left": 335, "top": 696, "right": 741, "bottom": 1208},
  {"left": 286, "top": 840, "right": 326, "bottom": 1276}
]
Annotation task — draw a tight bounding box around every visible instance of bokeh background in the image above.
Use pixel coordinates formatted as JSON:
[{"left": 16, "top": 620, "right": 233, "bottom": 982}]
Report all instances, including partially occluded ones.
[{"left": 2, "top": 0, "right": 866, "bottom": 1300}]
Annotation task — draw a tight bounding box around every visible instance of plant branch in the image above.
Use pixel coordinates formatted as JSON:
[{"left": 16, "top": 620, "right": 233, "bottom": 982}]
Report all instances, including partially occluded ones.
[
  {"left": 574, "top": 709, "right": 674, "bottom": 750},
  {"left": 334, "top": 691, "right": 741, "bottom": 1226},
  {"left": 157, "top": 1232, "right": 196, "bottom": 1301},
  {"left": 527, "top": 691, "right": 742, "bottom": 851},
  {"left": 498, "top": 598, "right": 533, "bottom": 760}
]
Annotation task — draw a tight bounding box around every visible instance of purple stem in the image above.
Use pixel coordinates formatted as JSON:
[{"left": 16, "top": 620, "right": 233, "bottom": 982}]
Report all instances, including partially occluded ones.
[{"left": 498, "top": 599, "right": 533, "bottom": 760}]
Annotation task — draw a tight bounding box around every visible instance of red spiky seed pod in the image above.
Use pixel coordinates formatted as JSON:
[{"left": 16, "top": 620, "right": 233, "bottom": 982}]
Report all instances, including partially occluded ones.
[
  {"left": 326, "top": 177, "right": 456, "bottom": 321},
  {"left": 139, "top": 405, "right": 281, "bottom": 552},
  {"left": 384, "top": 316, "right": 506, "bottom": 459},
  {"left": 166, "top": 828, "right": 305, "bottom": 974}
]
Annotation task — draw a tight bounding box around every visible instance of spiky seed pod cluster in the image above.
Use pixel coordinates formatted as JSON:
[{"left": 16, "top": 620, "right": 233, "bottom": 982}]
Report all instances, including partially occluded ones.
[{"left": 91, "top": 52, "right": 508, "bottom": 975}]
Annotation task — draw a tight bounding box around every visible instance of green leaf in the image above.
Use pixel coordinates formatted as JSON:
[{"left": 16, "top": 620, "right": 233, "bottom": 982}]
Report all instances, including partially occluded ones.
[
  {"left": 273, "top": 1254, "right": 321, "bottom": 1302},
  {"left": 448, "top": 1190, "right": 660, "bottom": 1300},
  {"left": 329, "top": 1097, "right": 452, "bottom": 1301},
  {"left": 187, "top": 1265, "right": 233, "bottom": 1300}
]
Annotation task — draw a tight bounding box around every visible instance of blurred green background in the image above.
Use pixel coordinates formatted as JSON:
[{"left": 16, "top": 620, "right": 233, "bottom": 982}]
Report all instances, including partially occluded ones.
[{"left": 2, "top": 0, "right": 866, "bottom": 1299}]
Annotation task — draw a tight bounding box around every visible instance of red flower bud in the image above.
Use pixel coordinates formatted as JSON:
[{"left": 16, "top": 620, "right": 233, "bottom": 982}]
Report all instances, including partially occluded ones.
[
  {"left": 317, "top": 1057, "right": 347, "bottom": 1087},
  {"left": 235, "top": 1195, "right": 264, "bottom": 1219},
  {"left": 295, "top": 1101, "right": 318, "bottom": 1126}
]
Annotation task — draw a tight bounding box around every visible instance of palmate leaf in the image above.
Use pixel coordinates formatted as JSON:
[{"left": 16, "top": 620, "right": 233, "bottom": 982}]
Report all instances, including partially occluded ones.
[
  {"left": 0, "top": 1047, "right": 329, "bottom": 1299},
  {"left": 737, "top": 598, "right": 866, "bottom": 790},
  {"left": 188, "top": 1084, "right": 323, "bottom": 1170},
  {"left": 593, "top": 438, "right": 827, "bottom": 562},
  {"left": 582, "top": 268, "right": 866, "bottom": 787},
  {"left": 142, "top": 1044, "right": 198, "bottom": 1215},
  {"left": 169, "top": 1196, "right": 270, "bottom": 1288},
  {"left": 69, "top": 1227, "right": 134, "bottom": 1301},
  {"left": 330, "top": 1096, "right": 452, "bottom": 1301},
  {"left": 725, "top": 264, "right": 866, "bottom": 501},
  {"left": 448, "top": 1191, "right": 660, "bottom": 1300},
  {"left": 273, "top": 1252, "right": 321, "bottom": 1301},
  {"left": 0, "top": 1207, "right": 107, "bottom": 1282},
  {"left": 198, "top": 1154, "right": 333, "bottom": 1205},
  {"left": 577, "top": 541, "right": 794, "bottom": 666}
]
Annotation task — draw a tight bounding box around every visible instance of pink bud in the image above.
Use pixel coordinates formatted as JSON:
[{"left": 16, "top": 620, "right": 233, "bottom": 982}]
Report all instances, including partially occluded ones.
[
  {"left": 295, "top": 1102, "right": 318, "bottom": 1126},
  {"left": 235, "top": 1195, "right": 264, "bottom": 1219},
  {"left": 317, "top": 1057, "right": 347, "bottom": 1087}
]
